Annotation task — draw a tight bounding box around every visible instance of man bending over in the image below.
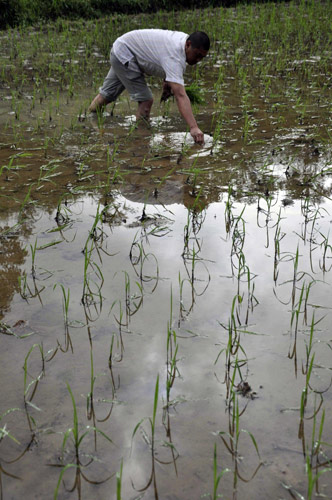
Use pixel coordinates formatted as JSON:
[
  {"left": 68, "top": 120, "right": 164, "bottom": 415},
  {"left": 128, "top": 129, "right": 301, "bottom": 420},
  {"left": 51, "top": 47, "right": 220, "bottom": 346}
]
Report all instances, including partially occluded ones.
[{"left": 89, "top": 29, "right": 210, "bottom": 144}]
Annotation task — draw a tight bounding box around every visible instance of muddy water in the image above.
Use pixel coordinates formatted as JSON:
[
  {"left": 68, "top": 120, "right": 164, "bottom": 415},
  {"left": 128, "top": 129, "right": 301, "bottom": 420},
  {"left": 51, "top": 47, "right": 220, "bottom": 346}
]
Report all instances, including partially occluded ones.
[{"left": 2, "top": 12, "right": 332, "bottom": 500}]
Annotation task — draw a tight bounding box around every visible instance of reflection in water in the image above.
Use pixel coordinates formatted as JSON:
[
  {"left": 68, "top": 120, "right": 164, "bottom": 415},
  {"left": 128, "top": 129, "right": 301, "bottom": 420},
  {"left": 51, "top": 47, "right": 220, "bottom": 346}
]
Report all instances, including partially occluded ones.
[
  {"left": 0, "top": 233, "right": 27, "bottom": 319},
  {"left": 129, "top": 229, "right": 160, "bottom": 296},
  {"left": 2, "top": 184, "right": 332, "bottom": 498},
  {"left": 149, "top": 130, "right": 223, "bottom": 159}
]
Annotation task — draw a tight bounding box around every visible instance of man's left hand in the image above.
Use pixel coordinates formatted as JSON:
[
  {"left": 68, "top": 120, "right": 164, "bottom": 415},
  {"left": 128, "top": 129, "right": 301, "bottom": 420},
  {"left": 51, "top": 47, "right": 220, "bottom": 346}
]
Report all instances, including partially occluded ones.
[{"left": 160, "top": 82, "right": 173, "bottom": 102}]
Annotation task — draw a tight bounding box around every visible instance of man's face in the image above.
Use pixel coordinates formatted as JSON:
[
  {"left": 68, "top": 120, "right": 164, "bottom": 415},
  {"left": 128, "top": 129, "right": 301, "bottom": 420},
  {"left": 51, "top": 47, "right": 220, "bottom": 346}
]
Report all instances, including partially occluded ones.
[{"left": 185, "top": 40, "right": 208, "bottom": 65}]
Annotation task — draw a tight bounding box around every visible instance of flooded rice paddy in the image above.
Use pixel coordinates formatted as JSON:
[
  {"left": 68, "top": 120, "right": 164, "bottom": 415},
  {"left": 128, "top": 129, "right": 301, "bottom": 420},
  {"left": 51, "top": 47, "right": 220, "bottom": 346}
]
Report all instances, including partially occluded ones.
[{"left": 1, "top": 1, "right": 332, "bottom": 499}]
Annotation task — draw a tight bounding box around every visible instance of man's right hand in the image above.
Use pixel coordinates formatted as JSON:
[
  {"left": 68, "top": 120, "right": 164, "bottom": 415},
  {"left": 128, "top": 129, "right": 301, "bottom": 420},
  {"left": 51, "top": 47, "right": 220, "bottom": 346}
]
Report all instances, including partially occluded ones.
[
  {"left": 168, "top": 82, "right": 205, "bottom": 144},
  {"left": 190, "top": 126, "right": 204, "bottom": 144}
]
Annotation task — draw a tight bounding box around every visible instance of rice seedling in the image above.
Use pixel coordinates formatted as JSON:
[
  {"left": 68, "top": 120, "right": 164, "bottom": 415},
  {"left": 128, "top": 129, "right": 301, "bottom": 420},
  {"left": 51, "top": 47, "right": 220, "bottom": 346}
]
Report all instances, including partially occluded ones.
[
  {"left": 55, "top": 196, "right": 74, "bottom": 225},
  {"left": 318, "top": 231, "right": 332, "bottom": 274},
  {"left": 299, "top": 199, "right": 321, "bottom": 245},
  {"left": 164, "top": 291, "right": 180, "bottom": 412},
  {"left": 217, "top": 393, "right": 262, "bottom": 493},
  {"left": 18, "top": 271, "right": 45, "bottom": 302},
  {"left": 0, "top": 410, "right": 21, "bottom": 447},
  {"left": 288, "top": 267, "right": 322, "bottom": 375},
  {"left": 305, "top": 450, "right": 332, "bottom": 500},
  {"left": 288, "top": 281, "right": 306, "bottom": 374},
  {"left": 108, "top": 300, "right": 126, "bottom": 361},
  {"left": 85, "top": 345, "right": 104, "bottom": 434},
  {"left": 103, "top": 142, "right": 121, "bottom": 196},
  {"left": 182, "top": 206, "right": 205, "bottom": 258},
  {"left": 108, "top": 333, "right": 121, "bottom": 391},
  {"left": 53, "top": 382, "right": 114, "bottom": 500},
  {"left": 178, "top": 271, "right": 194, "bottom": 322},
  {"left": 121, "top": 271, "right": 144, "bottom": 322},
  {"left": 81, "top": 205, "right": 106, "bottom": 316},
  {"left": 273, "top": 208, "right": 286, "bottom": 283},
  {"left": 158, "top": 292, "right": 181, "bottom": 476},
  {"left": 179, "top": 208, "right": 211, "bottom": 320},
  {"left": 53, "top": 283, "right": 73, "bottom": 353},
  {"left": 292, "top": 392, "right": 332, "bottom": 500},
  {"left": 95, "top": 107, "right": 107, "bottom": 133},
  {"left": 116, "top": 459, "right": 123, "bottom": 500},
  {"left": 0, "top": 408, "right": 23, "bottom": 497},
  {"left": 17, "top": 238, "right": 54, "bottom": 303},
  {"left": 185, "top": 82, "right": 206, "bottom": 105},
  {"left": 29, "top": 239, "right": 38, "bottom": 278},
  {"left": 0, "top": 321, "right": 35, "bottom": 340},
  {"left": 129, "top": 232, "right": 160, "bottom": 293},
  {"left": 224, "top": 185, "right": 235, "bottom": 236},
  {"left": 131, "top": 374, "right": 160, "bottom": 497},
  {"left": 297, "top": 336, "right": 326, "bottom": 460},
  {"left": 211, "top": 443, "right": 229, "bottom": 500},
  {"left": 37, "top": 159, "right": 62, "bottom": 187},
  {"left": 215, "top": 299, "right": 250, "bottom": 403},
  {"left": 22, "top": 342, "right": 47, "bottom": 439},
  {"left": 230, "top": 209, "right": 246, "bottom": 269},
  {"left": 0, "top": 152, "right": 31, "bottom": 181}
]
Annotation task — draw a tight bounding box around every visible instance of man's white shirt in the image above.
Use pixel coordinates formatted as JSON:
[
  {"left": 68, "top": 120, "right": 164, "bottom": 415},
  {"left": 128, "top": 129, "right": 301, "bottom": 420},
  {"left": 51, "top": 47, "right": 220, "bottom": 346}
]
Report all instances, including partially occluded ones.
[{"left": 113, "top": 29, "right": 188, "bottom": 85}]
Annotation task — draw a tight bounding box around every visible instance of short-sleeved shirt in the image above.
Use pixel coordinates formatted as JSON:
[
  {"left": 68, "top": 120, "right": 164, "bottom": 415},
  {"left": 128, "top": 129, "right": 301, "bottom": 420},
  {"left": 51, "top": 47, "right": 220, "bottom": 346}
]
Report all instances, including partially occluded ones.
[{"left": 112, "top": 29, "right": 188, "bottom": 85}]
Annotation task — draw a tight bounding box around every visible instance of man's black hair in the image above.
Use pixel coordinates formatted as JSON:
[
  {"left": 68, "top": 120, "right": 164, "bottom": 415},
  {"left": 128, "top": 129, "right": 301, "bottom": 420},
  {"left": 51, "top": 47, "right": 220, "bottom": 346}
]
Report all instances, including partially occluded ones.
[{"left": 188, "top": 31, "right": 210, "bottom": 51}]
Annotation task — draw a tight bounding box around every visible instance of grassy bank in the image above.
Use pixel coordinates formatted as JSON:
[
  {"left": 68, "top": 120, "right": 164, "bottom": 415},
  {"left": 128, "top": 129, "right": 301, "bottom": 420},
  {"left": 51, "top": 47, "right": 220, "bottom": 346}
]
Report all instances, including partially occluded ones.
[
  {"left": 0, "top": 0, "right": 229, "bottom": 28},
  {"left": 0, "top": 0, "right": 291, "bottom": 29}
]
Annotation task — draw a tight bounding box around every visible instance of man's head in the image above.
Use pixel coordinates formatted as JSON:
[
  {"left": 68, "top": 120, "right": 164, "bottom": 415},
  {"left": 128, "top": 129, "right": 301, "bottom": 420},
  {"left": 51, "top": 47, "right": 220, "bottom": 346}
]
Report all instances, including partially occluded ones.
[{"left": 185, "top": 31, "right": 210, "bottom": 65}]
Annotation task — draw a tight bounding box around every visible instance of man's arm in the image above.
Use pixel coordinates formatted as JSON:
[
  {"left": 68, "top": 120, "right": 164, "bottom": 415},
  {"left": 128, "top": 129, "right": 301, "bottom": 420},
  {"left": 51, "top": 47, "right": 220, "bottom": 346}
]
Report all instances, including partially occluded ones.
[{"left": 168, "top": 81, "right": 204, "bottom": 144}]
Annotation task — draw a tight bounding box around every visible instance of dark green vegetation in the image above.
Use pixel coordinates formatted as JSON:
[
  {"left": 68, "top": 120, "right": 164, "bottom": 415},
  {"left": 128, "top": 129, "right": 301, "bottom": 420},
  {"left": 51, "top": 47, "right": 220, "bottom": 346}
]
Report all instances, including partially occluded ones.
[
  {"left": 0, "top": 0, "right": 254, "bottom": 29},
  {"left": 1, "top": 0, "right": 332, "bottom": 499}
]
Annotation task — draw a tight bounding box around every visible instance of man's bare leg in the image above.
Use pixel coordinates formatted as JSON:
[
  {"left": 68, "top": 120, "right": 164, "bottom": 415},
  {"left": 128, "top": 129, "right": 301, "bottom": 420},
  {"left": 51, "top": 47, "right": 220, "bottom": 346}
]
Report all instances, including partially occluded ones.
[
  {"left": 88, "top": 93, "right": 108, "bottom": 112},
  {"left": 136, "top": 99, "right": 153, "bottom": 122}
]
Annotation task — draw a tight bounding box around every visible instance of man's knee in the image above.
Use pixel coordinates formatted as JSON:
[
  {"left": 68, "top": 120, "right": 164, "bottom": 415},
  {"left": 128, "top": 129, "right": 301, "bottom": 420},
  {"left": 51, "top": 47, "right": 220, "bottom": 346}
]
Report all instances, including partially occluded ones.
[{"left": 141, "top": 99, "right": 153, "bottom": 107}]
